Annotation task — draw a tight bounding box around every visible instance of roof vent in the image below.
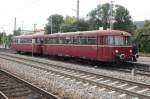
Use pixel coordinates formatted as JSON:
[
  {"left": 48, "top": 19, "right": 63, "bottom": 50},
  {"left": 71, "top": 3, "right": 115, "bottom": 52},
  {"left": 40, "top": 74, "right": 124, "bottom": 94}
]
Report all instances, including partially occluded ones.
[{"left": 99, "top": 27, "right": 103, "bottom": 30}]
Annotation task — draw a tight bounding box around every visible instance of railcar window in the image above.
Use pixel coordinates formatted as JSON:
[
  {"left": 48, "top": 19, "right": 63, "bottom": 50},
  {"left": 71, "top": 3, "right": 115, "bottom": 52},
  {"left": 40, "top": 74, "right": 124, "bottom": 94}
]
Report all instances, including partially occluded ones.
[
  {"left": 19, "top": 38, "right": 32, "bottom": 44},
  {"left": 73, "top": 37, "right": 79, "bottom": 44},
  {"left": 124, "top": 36, "right": 131, "bottom": 45},
  {"left": 108, "top": 36, "right": 131, "bottom": 46},
  {"left": 79, "top": 36, "right": 87, "bottom": 44},
  {"left": 36, "top": 38, "right": 40, "bottom": 43},
  {"left": 47, "top": 37, "right": 58, "bottom": 44},
  {"left": 53, "top": 37, "right": 59, "bottom": 44},
  {"left": 47, "top": 37, "right": 53, "bottom": 44},
  {"left": 87, "top": 37, "right": 96, "bottom": 45},
  {"left": 64, "top": 37, "right": 72, "bottom": 44},
  {"left": 108, "top": 36, "right": 115, "bottom": 45},
  {"left": 30, "top": 39, "right": 32, "bottom": 43},
  {"left": 59, "top": 37, "right": 64, "bottom": 44},
  {"left": 27, "top": 39, "right": 32, "bottom": 43},
  {"left": 115, "top": 36, "right": 123, "bottom": 45},
  {"left": 18, "top": 39, "right": 20, "bottom": 44},
  {"left": 20, "top": 38, "right": 23, "bottom": 43},
  {"left": 36, "top": 38, "right": 44, "bottom": 44}
]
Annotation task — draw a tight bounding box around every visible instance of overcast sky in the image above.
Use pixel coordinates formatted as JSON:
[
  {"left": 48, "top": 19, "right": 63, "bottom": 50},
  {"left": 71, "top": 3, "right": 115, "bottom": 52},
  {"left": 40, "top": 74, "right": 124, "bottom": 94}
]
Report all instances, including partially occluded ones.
[{"left": 0, "top": 0, "right": 150, "bottom": 34}]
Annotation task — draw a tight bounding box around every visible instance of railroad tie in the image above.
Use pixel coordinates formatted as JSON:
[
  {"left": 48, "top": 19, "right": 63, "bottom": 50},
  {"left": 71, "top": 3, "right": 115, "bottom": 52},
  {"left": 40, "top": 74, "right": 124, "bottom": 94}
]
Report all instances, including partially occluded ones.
[
  {"left": 64, "top": 78, "right": 70, "bottom": 81},
  {"left": 86, "top": 76, "right": 96, "bottom": 80},
  {"left": 70, "top": 79, "right": 76, "bottom": 82},
  {"left": 100, "top": 80, "right": 110, "bottom": 83},
  {"left": 108, "top": 91, "right": 116, "bottom": 94},
  {"left": 83, "top": 83, "right": 89, "bottom": 86},
  {"left": 90, "top": 85, "right": 97, "bottom": 89},
  {"left": 98, "top": 88, "right": 106, "bottom": 92},
  {"left": 126, "top": 86, "right": 138, "bottom": 91},
  {"left": 108, "top": 81, "right": 119, "bottom": 86},
  {"left": 117, "top": 83, "right": 128, "bottom": 88},
  {"left": 136, "top": 88, "right": 149, "bottom": 94},
  {"left": 81, "top": 75, "right": 90, "bottom": 78},
  {"left": 76, "top": 81, "right": 82, "bottom": 84},
  {"left": 118, "top": 94, "right": 126, "bottom": 98}
]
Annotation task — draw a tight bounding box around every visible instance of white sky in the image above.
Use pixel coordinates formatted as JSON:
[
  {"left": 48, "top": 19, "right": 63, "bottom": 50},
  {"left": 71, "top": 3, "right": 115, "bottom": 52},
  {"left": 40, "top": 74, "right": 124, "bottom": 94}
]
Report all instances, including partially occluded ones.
[{"left": 0, "top": 0, "right": 150, "bottom": 34}]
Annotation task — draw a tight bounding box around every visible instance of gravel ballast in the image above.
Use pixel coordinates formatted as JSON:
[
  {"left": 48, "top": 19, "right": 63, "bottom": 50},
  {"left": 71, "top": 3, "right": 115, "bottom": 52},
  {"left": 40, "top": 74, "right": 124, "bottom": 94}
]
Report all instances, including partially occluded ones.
[
  {"left": 2, "top": 53, "right": 150, "bottom": 84},
  {"left": 0, "top": 52, "right": 149, "bottom": 99},
  {"left": 0, "top": 57, "right": 130, "bottom": 99}
]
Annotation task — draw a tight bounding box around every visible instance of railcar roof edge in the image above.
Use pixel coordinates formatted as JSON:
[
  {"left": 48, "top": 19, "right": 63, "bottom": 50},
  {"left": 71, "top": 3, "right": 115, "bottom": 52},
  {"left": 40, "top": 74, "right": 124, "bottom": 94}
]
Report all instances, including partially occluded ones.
[{"left": 12, "top": 30, "right": 131, "bottom": 38}]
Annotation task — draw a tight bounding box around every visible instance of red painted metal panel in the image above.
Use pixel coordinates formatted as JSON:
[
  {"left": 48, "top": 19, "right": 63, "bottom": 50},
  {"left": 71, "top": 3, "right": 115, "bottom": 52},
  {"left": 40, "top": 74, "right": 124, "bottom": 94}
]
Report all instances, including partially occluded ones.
[
  {"left": 70, "top": 45, "right": 97, "bottom": 59},
  {"left": 44, "top": 44, "right": 97, "bottom": 60},
  {"left": 97, "top": 45, "right": 114, "bottom": 61},
  {"left": 11, "top": 44, "right": 42, "bottom": 53},
  {"left": 113, "top": 46, "right": 132, "bottom": 61}
]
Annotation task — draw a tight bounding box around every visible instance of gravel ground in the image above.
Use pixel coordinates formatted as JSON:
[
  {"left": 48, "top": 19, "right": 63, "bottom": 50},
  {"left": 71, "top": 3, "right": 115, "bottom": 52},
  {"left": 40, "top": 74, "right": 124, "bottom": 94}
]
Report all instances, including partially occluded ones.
[
  {"left": 0, "top": 53, "right": 150, "bottom": 99},
  {"left": 0, "top": 57, "right": 132, "bottom": 99},
  {"left": 3, "top": 52, "right": 150, "bottom": 85}
]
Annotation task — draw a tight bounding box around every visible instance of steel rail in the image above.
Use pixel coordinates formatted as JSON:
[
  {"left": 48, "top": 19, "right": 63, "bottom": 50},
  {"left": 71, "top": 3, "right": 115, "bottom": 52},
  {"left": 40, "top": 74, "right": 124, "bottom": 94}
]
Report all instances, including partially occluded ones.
[
  {"left": 0, "top": 91, "right": 9, "bottom": 99},
  {"left": 0, "top": 54, "right": 150, "bottom": 98},
  {"left": 0, "top": 50, "right": 150, "bottom": 76},
  {"left": 0, "top": 53, "right": 150, "bottom": 88},
  {"left": 0, "top": 69, "right": 61, "bottom": 99}
]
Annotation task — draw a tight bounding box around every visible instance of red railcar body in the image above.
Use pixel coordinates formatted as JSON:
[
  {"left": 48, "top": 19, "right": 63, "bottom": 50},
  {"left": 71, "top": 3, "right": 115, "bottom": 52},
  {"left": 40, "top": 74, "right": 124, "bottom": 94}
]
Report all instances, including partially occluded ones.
[
  {"left": 11, "top": 30, "right": 133, "bottom": 62},
  {"left": 11, "top": 34, "right": 44, "bottom": 54}
]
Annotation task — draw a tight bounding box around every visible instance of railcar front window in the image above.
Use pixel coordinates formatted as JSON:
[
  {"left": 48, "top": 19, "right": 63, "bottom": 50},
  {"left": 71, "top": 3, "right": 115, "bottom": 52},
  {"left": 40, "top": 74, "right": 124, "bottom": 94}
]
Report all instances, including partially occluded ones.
[
  {"left": 115, "top": 36, "right": 124, "bottom": 45},
  {"left": 108, "top": 36, "right": 115, "bottom": 45},
  {"left": 124, "top": 36, "right": 131, "bottom": 45},
  {"left": 108, "top": 36, "right": 131, "bottom": 46}
]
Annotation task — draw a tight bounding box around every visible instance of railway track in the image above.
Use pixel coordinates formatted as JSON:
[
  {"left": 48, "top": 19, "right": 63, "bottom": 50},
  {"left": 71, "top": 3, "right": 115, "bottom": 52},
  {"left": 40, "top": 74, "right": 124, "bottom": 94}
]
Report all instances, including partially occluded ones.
[
  {"left": 0, "top": 53, "right": 150, "bottom": 98},
  {"left": 0, "top": 48, "right": 150, "bottom": 76},
  {"left": 0, "top": 69, "right": 61, "bottom": 99},
  {"left": 97, "top": 65, "right": 150, "bottom": 77}
]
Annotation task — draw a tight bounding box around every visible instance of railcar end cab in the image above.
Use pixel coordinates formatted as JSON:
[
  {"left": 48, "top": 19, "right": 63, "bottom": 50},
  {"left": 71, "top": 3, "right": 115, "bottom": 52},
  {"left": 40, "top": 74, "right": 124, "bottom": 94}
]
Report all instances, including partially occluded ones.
[
  {"left": 11, "top": 35, "right": 44, "bottom": 54},
  {"left": 97, "top": 31, "right": 133, "bottom": 62}
]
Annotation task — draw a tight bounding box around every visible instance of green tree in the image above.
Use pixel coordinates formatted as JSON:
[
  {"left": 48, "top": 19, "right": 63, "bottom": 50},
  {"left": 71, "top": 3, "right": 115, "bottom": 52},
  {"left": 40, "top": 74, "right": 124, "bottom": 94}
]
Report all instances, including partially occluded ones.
[
  {"left": 113, "top": 5, "right": 136, "bottom": 34},
  {"left": 72, "top": 19, "right": 89, "bottom": 31},
  {"left": 0, "top": 32, "right": 6, "bottom": 47},
  {"left": 60, "top": 17, "right": 89, "bottom": 32},
  {"left": 60, "top": 16, "right": 76, "bottom": 32},
  {"left": 135, "top": 20, "right": 150, "bottom": 52},
  {"left": 88, "top": 3, "right": 111, "bottom": 30},
  {"left": 45, "top": 14, "right": 64, "bottom": 34},
  {"left": 87, "top": 3, "right": 135, "bottom": 33}
]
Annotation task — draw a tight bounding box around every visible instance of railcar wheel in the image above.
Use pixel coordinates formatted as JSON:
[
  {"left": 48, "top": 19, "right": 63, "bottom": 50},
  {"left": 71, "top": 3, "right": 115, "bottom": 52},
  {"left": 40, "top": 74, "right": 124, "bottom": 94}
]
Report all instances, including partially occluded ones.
[{"left": 17, "top": 50, "right": 21, "bottom": 54}]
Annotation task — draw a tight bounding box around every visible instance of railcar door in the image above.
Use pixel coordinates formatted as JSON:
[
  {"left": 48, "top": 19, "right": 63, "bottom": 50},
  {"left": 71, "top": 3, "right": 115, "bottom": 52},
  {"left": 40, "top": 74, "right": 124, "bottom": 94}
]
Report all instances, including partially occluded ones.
[
  {"left": 97, "top": 36, "right": 111, "bottom": 61},
  {"left": 35, "top": 37, "right": 44, "bottom": 54}
]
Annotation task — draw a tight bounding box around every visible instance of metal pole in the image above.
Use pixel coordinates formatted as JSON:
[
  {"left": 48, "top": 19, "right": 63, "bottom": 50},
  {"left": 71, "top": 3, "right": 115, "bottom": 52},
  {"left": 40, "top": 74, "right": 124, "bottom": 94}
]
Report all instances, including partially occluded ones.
[
  {"left": 110, "top": 1, "right": 114, "bottom": 30},
  {"left": 22, "top": 21, "right": 24, "bottom": 35},
  {"left": 32, "top": 39, "right": 35, "bottom": 57},
  {"left": 77, "top": 0, "right": 79, "bottom": 20},
  {"left": 51, "top": 16, "right": 53, "bottom": 34},
  {"left": 2, "top": 32, "right": 4, "bottom": 48},
  {"left": 32, "top": 43, "right": 33, "bottom": 57},
  {"left": 34, "top": 24, "right": 37, "bottom": 33},
  {"left": 14, "top": 17, "right": 16, "bottom": 35}
]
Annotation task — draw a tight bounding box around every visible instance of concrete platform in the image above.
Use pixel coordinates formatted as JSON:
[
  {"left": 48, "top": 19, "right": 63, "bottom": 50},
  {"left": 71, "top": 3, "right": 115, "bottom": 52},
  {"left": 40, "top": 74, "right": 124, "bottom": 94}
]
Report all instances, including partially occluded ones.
[{"left": 136, "top": 56, "right": 150, "bottom": 66}]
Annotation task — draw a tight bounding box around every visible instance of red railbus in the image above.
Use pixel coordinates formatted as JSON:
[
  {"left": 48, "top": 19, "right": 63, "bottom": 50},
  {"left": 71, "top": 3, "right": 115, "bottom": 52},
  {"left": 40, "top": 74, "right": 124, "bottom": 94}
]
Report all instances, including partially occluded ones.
[
  {"left": 11, "top": 30, "right": 134, "bottom": 62},
  {"left": 11, "top": 34, "right": 44, "bottom": 54}
]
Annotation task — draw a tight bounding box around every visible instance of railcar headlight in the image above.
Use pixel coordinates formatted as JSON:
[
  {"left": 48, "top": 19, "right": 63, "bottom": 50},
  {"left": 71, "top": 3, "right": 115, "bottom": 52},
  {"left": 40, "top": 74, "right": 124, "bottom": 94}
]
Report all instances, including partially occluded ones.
[
  {"left": 130, "top": 49, "right": 132, "bottom": 53},
  {"left": 115, "top": 50, "right": 119, "bottom": 53}
]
